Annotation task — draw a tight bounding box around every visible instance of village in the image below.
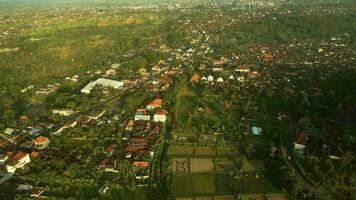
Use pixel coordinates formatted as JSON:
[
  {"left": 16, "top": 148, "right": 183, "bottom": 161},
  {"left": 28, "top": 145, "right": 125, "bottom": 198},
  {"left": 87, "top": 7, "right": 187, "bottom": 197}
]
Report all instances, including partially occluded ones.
[{"left": 0, "top": 0, "right": 355, "bottom": 199}]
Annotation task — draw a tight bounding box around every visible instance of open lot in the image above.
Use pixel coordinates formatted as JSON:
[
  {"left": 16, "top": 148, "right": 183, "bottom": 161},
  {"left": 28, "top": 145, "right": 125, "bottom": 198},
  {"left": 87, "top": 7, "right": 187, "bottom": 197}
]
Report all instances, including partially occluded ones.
[
  {"left": 192, "top": 174, "right": 216, "bottom": 195},
  {"left": 195, "top": 146, "right": 216, "bottom": 156},
  {"left": 190, "top": 158, "right": 215, "bottom": 173},
  {"left": 173, "top": 174, "right": 193, "bottom": 196}
]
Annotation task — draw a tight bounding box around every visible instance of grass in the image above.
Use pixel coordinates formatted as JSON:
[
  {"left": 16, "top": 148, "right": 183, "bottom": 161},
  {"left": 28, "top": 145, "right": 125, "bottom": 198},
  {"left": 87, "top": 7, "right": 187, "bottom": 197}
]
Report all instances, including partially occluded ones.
[
  {"left": 192, "top": 174, "right": 216, "bottom": 195},
  {"left": 172, "top": 174, "right": 193, "bottom": 196},
  {"left": 168, "top": 145, "right": 194, "bottom": 156},
  {"left": 194, "top": 146, "right": 216, "bottom": 156}
]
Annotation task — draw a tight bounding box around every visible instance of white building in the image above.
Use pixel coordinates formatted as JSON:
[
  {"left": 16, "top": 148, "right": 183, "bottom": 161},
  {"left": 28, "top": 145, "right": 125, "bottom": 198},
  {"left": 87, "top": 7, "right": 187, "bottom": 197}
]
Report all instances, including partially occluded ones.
[
  {"left": 4, "top": 128, "right": 15, "bottom": 135},
  {"left": 34, "top": 136, "right": 50, "bottom": 150},
  {"left": 52, "top": 109, "right": 75, "bottom": 116},
  {"left": 81, "top": 78, "right": 123, "bottom": 94},
  {"left": 6, "top": 152, "right": 30, "bottom": 173},
  {"left": 216, "top": 77, "right": 224, "bottom": 83},
  {"left": 207, "top": 75, "right": 214, "bottom": 82},
  {"left": 153, "top": 110, "right": 168, "bottom": 123}
]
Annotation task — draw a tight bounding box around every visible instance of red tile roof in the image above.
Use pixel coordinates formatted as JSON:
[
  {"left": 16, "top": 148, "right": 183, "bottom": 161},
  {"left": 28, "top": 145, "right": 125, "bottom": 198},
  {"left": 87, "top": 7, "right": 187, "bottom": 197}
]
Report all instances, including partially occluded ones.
[
  {"left": 132, "top": 161, "right": 150, "bottom": 167},
  {"left": 155, "top": 109, "right": 168, "bottom": 115},
  {"left": 294, "top": 133, "right": 307, "bottom": 145},
  {"left": 35, "top": 136, "right": 48, "bottom": 143},
  {"left": 190, "top": 74, "right": 200, "bottom": 82},
  {"left": 129, "top": 138, "right": 147, "bottom": 144},
  {"left": 148, "top": 99, "right": 163, "bottom": 107},
  {"left": 105, "top": 144, "right": 118, "bottom": 153},
  {"left": 30, "top": 151, "right": 40, "bottom": 158},
  {"left": 11, "top": 152, "right": 28, "bottom": 161},
  {"left": 125, "top": 146, "right": 146, "bottom": 152}
]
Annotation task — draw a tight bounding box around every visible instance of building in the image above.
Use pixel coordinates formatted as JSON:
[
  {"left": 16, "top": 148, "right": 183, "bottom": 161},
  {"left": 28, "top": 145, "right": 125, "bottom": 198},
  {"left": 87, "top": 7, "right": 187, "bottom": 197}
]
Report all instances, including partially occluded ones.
[
  {"left": 251, "top": 127, "right": 262, "bottom": 135},
  {"left": 216, "top": 77, "right": 224, "bottom": 83},
  {"left": 52, "top": 109, "right": 75, "bottom": 116},
  {"left": 190, "top": 74, "right": 200, "bottom": 82},
  {"left": 4, "top": 128, "right": 15, "bottom": 135},
  {"left": 153, "top": 110, "right": 168, "bottom": 123},
  {"left": 134, "top": 109, "right": 151, "bottom": 121},
  {"left": 235, "top": 65, "right": 251, "bottom": 73},
  {"left": 6, "top": 152, "right": 30, "bottom": 173},
  {"left": 207, "top": 75, "right": 214, "bottom": 82},
  {"left": 198, "top": 135, "right": 217, "bottom": 143},
  {"left": 81, "top": 78, "right": 124, "bottom": 94},
  {"left": 34, "top": 136, "right": 50, "bottom": 150},
  {"left": 146, "top": 99, "right": 163, "bottom": 110},
  {"left": 125, "top": 120, "right": 135, "bottom": 131}
]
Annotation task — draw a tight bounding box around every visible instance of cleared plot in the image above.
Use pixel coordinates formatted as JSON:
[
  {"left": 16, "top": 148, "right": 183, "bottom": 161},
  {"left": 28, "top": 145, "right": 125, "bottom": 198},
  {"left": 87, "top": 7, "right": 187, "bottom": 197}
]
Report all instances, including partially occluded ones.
[
  {"left": 173, "top": 174, "right": 193, "bottom": 196},
  {"left": 195, "top": 146, "right": 216, "bottom": 156},
  {"left": 192, "top": 174, "right": 216, "bottom": 194},
  {"left": 168, "top": 145, "right": 194, "bottom": 156},
  {"left": 216, "top": 174, "right": 244, "bottom": 194},
  {"left": 190, "top": 158, "right": 215, "bottom": 173},
  {"left": 242, "top": 172, "right": 273, "bottom": 194},
  {"left": 195, "top": 196, "right": 213, "bottom": 200},
  {"left": 171, "top": 158, "right": 189, "bottom": 173},
  {"left": 242, "top": 194, "right": 265, "bottom": 200},
  {"left": 217, "top": 146, "right": 240, "bottom": 156}
]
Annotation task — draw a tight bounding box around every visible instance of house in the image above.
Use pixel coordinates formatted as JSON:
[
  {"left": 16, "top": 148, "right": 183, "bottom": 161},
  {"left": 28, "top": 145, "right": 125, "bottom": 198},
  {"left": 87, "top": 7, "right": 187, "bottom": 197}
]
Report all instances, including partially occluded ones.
[
  {"left": 134, "top": 109, "right": 151, "bottom": 121},
  {"left": 153, "top": 110, "right": 168, "bottom": 123},
  {"left": 251, "top": 127, "right": 262, "bottom": 135},
  {"left": 28, "top": 127, "right": 42, "bottom": 136},
  {"left": 207, "top": 75, "right": 214, "bottom": 82},
  {"left": 20, "top": 141, "right": 34, "bottom": 149},
  {"left": 104, "top": 144, "right": 118, "bottom": 156},
  {"left": 146, "top": 99, "right": 163, "bottom": 110},
  {"left": 52, "top": 109, "right": 75, "bottom": 116},
  {"left": 6, "top": 152, "right": 30, "bottom": 173},
  {"left": 132, "top": 161, "right": 150, "bottom": 185},
  {"left": 216, "top": 77, "right": 224, "bottom": 83},
  {"left": 262, "top": 53, "right": 273, "bottom": 62},
  {"left": 30, "top": 151, "right": 40, "bottom": 158},
  {"left": 129, "top": 138, "right": 147, "bottom": 146},
  {"left": 198, "top": 135, "right": 217, "bottom": 143},
  {"left": 294, "top": 133, "right": 307, "bottom": 155},
  {"left": 190, "top": 74, "right": 200, "bottom": 82},
  {"left": 106, "top": 69, "right": 116, "bottom": 76},
  {"left": 235, "top": 65, "right": 251, "bottom": 73},
  {"left": 4, "top": 128, "right": 15, "bottom": 135},
  {"left": 212, "top": 67, "right": 224, "bottom": 72},
  {"left": 151, "top": 65, "right": 161, "bottom": 72},
  {"left": 34, "top": 136, "right": 50, "bottom": 150},
  {"left": 125, "top": 120, "right": 135, "bottom": 131}
]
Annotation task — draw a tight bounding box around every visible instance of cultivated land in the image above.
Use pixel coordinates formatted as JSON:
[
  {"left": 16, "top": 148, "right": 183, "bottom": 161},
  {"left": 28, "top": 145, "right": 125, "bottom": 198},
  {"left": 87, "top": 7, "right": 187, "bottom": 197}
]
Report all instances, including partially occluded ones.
[{"left": 0, "top": 0, "right": 355, "bottom": 200}]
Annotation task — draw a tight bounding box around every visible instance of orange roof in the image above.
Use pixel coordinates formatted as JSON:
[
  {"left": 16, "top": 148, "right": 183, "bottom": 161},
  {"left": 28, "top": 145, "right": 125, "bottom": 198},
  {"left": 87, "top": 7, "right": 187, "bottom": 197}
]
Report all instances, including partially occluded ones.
[
  {"left": 126, "top": 120, "right": 135, "bottom": 127},
  {"left": 11, "top": 152, "right": 28, "bottom": 161},
  {"left": 30, "top": 151, "right": 40, "bottom": 158},
  {"left": 132, "top": 161, "right": 150, "bottom": 167},
  {"left": 0, "top": 140, "right": 8, "bottom": 147},
  {"left": 105, "top": 144, "right": 118, "bottom": 153},
  {"left": 148, "top": 99, "right": 163, "bottom": 107},
  {"left": 137, "top": 108, "right": 147, "bottom": 112},
  {"left": 35, "top": 136, "right": 48, "bottom": 143},
  {"left": 125, "top": 146, "right": 146, "bottom": 152},
  {"left": 155, "top": 109, "right": 168, "bottom": 115},
  {"left": 190, "top": 74, "right": 200, "bottom": 82}
]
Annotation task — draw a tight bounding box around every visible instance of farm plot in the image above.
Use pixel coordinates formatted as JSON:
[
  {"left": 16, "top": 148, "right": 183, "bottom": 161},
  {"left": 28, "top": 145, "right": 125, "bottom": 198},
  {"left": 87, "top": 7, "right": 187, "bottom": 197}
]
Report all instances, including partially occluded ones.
[
  {"left": 195, "top": 146, "right": 216, "bottom": 156},
  {"left": 242, "top": 172, "right": 273, "bottom": 194},
  {"left": 195, "top": 196, "right": 213, "bottom": 200},
  {"left": 190, "top": 158, "right": 215, "bottom": 173},
  {"left": 192, "top": 174, "right": 216, "bottom": 195},
  {"left": 213, "top": 195, "right": 235, "bottom": 200},
  {"left": 172, "top": 174, "right": 193, "bottom": 196},
  {"left": 168, "top": 145, "right": 194, "bottom": 156},
  {"left": 216, "top": 174, "right": 244, "bottom": 194}
]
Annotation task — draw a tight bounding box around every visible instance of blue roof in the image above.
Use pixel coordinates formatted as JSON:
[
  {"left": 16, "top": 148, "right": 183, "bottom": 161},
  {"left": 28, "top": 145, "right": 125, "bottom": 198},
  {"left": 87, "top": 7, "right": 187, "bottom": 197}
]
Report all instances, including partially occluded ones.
[{"left": 29, "top": 128, "right": 41, "bottom": 134}]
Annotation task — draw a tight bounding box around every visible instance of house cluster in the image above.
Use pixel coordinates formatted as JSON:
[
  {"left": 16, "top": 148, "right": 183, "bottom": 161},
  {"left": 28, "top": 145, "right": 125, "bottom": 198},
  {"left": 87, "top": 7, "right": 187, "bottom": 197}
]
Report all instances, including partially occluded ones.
[
  {"left": 0, "top": 127, "right": 51, "bottom": 174},
  {"left": 293, "top": 125, "right": 343, "bottom": 160}
]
